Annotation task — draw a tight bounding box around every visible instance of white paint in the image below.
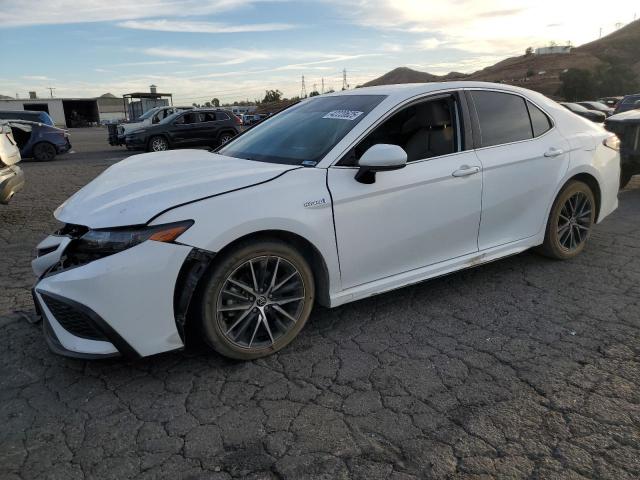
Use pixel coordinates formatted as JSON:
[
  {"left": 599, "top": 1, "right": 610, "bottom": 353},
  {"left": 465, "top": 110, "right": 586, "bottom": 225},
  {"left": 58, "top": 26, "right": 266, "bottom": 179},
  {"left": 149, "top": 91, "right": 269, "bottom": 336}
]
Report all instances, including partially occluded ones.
[{"left": 34, "top": 81, "right": 620, "bottom": 358}]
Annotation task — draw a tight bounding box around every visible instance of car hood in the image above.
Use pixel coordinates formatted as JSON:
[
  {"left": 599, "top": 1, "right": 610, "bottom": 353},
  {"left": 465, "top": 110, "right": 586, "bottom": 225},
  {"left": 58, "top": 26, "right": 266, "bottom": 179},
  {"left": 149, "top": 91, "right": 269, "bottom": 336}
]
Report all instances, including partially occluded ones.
[
  {"left": 55, "top": 150, "right": 298, "bottom": 228},
  {"left": 120, "top": 122, "right": 145, "bottom": 134}
]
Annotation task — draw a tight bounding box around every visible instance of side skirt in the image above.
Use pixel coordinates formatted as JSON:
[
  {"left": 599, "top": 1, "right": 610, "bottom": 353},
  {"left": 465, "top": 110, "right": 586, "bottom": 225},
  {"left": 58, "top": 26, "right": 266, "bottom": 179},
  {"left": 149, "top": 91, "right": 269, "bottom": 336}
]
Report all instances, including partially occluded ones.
[{"left": 329, "top": 235, "right": 543, "bottom": 307}]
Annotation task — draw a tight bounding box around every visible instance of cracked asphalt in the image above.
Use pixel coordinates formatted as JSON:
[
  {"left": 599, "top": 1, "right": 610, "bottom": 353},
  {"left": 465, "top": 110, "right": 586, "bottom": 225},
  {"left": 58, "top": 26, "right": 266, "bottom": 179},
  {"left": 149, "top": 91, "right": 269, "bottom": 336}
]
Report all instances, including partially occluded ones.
[{"left": 1, "top": 128, "right": 639, "bottom": 479}]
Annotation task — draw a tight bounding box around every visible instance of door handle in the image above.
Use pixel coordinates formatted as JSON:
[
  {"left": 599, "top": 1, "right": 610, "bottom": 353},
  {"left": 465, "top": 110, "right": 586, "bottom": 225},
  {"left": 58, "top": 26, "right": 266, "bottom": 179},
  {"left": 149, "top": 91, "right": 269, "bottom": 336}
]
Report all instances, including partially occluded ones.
[
  {"left": 544, "top": 147, "right": 564, "bottom": 157},
  {"left": 452, "top": 165, "right": 481, "bottom": 177}
]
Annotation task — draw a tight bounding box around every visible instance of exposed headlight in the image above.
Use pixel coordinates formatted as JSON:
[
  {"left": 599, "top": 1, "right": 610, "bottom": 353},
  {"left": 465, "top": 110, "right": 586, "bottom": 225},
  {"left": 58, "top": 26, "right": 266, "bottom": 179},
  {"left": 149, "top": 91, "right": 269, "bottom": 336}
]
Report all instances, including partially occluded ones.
[
  {"left": 603, "top": 135, "right": 620, "bottom": 151},
  {"left": 66, "top": 220, "right": 193, "bottom": 263}
]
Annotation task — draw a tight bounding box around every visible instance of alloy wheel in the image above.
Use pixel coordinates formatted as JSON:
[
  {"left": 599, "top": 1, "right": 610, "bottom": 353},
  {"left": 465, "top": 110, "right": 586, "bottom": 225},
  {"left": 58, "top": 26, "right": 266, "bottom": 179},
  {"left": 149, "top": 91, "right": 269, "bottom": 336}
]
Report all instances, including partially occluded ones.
[
  {"left": 216, "top": 255, "right": 306, "bottom": 349},
  {"left": 220, "top": 134, "right": 232, "bottom": 145},
  {"left": 557, "top": 191, "right": 592, "bottom": 251},
  {"left": 151, "top": 137, "right": 168, "bottom": 151}
]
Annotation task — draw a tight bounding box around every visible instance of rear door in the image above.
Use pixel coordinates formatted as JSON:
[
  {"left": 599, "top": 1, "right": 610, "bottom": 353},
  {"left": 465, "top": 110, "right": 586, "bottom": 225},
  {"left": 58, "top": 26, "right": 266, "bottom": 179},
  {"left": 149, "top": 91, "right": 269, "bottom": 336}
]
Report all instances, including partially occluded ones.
[{"left": 468, "top": 89, "right": 570, "bottom": 249}]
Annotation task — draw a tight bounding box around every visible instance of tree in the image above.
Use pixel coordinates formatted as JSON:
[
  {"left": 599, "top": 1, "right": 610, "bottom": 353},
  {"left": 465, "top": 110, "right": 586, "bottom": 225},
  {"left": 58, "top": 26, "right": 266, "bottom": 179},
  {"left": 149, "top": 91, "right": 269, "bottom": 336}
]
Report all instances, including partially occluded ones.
[
  {"left": 594, "top": 64, "right": 639, "bottom": 97},
  {"left": 212, "top": 98, "right": 220, "bottom": 107},
  {"left": 557, "top": 68, "right": 596, "bottom": 101},
  {"left": 204, "top": 101, "right": 212, "bottom": 107},
  {"left": 525, "top": 47, "right": 534, "bottom": 56},
  {"left": 308, "top": 90, "right": 320, "bottom": 97},
  {"left": 262, "top": 89, "right": 283, "bottom": 103}
]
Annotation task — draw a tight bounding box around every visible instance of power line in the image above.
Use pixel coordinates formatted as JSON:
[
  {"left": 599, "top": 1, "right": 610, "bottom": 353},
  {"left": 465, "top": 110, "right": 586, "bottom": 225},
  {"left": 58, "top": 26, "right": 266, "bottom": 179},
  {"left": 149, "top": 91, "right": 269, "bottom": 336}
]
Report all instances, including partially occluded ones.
[
  {"left": 300, "top": 75, "right": 307, "bottom": 98},
  {"left": 321, "top": 78, "right": 324, "bottom": 94}
]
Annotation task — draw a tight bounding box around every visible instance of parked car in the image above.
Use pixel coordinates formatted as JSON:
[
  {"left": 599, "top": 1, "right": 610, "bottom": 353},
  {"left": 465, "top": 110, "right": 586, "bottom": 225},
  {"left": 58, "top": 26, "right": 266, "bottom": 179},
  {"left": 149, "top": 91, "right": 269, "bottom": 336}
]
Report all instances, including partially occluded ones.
[
  {"left": 125, "top": 109, "right": 240, "bottom": 152},
  {"left": 32, "top": 82, "right": 620, "bottom": 360},
  {"left": 613, "top": 94, "right": 640, "bottom": 115},
  {"left": 6, "top": 120, "right": 71, "bottom": 161},
  {"left": 605, "top": 109, "right": 640, "bottom": 187},
  {"left": 108, "top": 105, "right": 193, "bottom": 146},
  {"left": 0, "top": 122, "right": 25, "bottom": 204},
  {"left": 0, "top": 110, "right": 55, "bottom": 126},
  {"left": 560, "top": 102, "right": 606, "bottom": 123},
  {"left": 599, "top": 96, "right": 623, "bottom": 108},
  {"left": 576, "top": 101, "right": 614, "bottom": 117}
]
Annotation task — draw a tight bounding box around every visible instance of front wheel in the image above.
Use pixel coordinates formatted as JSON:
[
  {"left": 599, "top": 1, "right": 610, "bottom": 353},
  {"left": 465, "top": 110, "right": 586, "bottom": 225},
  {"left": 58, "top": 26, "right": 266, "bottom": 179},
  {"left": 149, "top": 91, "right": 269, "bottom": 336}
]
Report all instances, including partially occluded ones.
[
  {"left": 537, "top": 181, "right": 596, "bottom": 260},
  {"left": 199, "top": 240, "right": 315, "bottom": 360},
  {"left": 148, "top": 136, "right": 169, "bottom": 152},
  {"left": 32, "top": 142, "right": 57, "bottom": 161}
]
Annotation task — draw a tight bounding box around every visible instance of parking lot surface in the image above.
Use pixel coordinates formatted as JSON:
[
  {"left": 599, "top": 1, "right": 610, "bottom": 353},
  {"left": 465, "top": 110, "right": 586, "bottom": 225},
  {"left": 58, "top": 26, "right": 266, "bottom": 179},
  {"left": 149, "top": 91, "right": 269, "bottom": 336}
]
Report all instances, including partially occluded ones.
[{"left": 1, "top": 128, "right": 639, "bottom": 479}]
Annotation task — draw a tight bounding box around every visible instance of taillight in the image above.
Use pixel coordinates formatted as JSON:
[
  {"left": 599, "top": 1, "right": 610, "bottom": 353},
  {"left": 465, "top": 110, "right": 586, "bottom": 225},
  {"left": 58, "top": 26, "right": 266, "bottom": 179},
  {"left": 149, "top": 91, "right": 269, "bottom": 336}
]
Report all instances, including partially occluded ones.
[
  {"left": 234, "top": 115, "right": 241, "bottom": 126},
  {"left": 603, "top": 135, "right": 620, "bottom": 151}
]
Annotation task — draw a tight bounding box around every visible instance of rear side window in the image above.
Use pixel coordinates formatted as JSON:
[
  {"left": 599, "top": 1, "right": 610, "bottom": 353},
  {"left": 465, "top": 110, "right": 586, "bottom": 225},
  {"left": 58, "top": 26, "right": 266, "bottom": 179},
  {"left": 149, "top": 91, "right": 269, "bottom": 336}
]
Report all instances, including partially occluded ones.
[
  {"left": 215, "top": 112, "right": 230, "bottom": 121},
  {"left": 526, "top": 101, "right": 552, "bottom": 137},
  {"left": 471, "top": 91, "right": 533, "bottom": 147}
]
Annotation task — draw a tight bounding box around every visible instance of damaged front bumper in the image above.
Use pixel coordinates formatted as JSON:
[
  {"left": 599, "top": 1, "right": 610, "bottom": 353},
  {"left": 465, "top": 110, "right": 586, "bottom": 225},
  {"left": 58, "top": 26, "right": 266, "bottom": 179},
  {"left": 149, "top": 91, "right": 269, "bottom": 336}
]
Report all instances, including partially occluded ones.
[{"left": 32, "top": 233, "right": 213, "bottom": 359}]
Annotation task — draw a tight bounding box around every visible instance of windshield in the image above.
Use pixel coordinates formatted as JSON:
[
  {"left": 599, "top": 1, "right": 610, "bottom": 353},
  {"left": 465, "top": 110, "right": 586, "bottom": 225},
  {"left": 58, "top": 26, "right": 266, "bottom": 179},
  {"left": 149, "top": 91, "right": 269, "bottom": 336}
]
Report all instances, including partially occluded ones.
[
  {"left": 218, "top": 95, "right": 386, "bottom": 165},
  {"left": 138, "top": 109, "right": 159, "bottom": 121}
]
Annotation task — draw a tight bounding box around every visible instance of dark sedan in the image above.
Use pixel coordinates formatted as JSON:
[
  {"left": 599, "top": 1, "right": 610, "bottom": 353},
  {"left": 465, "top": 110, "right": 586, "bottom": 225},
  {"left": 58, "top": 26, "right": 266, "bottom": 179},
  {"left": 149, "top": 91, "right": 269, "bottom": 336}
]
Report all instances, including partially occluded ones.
[
  {"left": 613, "top": 94, "right": 640, "bottom": 115},
  {"left": 125, "top": 109, "right": 241, "bottom": 152},
  {"left": 6, "top": 120, "right": 71, "bottom": 161},
  {"left": 560, "top": 102, "right": 606, "bottom": 123},
  {"left": 576, "top": 101, "right": 614, "bottom": 117}
]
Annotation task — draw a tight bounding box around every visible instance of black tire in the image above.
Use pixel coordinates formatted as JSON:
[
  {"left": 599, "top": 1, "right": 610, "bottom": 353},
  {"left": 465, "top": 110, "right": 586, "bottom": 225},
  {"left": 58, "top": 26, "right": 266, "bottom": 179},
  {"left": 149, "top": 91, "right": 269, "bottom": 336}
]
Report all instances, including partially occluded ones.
[
  {"left": 536, "top": 180, "right": 596, "bottom": 260},
  {"left": 199, "top": 240, "right": 315, "bottom": 360},
  {"left": 218, "top": 132, "right": 234, "bottom": 146},
  {"left": 32, "top": 142, "right": 57, "bottom": 162},
  {"left": 620, "top": 166, "right": 634, "bottom": 189},
  {"left": 148, "top": 135, "right": 169, "bottom": 152}
]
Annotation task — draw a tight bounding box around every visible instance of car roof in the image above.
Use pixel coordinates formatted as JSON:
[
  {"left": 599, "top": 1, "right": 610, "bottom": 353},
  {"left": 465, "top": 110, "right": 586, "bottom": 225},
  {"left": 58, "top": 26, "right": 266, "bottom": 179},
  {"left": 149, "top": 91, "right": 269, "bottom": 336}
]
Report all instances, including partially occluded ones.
[{"left": 323, "top": 81, "right": 544, "bottom": 102}]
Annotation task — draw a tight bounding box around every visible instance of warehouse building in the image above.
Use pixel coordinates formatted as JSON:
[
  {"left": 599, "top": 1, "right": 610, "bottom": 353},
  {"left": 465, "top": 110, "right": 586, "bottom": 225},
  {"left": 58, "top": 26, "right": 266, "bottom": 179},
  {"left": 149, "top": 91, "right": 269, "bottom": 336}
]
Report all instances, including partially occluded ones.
[{"left": 0, "top": 86, "right": 172, "bottom": 127}]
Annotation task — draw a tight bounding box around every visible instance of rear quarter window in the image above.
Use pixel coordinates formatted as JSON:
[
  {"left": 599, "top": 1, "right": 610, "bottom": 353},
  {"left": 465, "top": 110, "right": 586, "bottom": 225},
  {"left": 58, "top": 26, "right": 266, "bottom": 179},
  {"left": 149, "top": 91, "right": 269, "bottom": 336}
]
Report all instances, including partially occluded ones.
[{"left": 526, "top": 101, "right": 552, "bottom": 137}]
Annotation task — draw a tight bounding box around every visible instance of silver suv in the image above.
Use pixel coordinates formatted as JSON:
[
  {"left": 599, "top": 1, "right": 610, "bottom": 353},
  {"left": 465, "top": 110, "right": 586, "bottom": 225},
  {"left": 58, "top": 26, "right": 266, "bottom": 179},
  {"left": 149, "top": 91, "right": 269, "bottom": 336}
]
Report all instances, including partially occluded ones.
[{"left": 0, "top": 122, "right": 25, "bottom": 204}]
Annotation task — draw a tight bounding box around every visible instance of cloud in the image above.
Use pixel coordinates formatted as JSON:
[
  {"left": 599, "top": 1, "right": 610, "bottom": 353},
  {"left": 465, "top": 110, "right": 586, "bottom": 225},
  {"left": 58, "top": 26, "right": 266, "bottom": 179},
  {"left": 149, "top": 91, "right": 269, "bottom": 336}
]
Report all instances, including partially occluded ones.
[
  {"left": 22, "top": 75, "right": 52, "bottom": 81},
  {"left": 118, "top": 19, "right": 297, "bottom": 33},
  {"left": 416, "top": 38, "right": 442, "bottom": 50},
  {"left": 143, "top": 47, "right": 273, "bottom": 65},
  {"left": 0, "top": 0, "right": 266, "bottom": 28}
]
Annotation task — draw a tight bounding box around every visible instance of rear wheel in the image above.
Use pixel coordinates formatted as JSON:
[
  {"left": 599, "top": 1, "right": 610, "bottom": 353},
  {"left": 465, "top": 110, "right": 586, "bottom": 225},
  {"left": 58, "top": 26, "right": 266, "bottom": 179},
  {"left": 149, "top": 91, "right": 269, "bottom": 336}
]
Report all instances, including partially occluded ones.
[
  {"left": 218, "top": 132, "right": 234, "bottom": 146},
  {"left": 32, "top": 142, "right": 56, "bottom": 161},
  {"left": 199, "top": 240, "right": 315, "bottom": 360},
  {"left": 148, "top": 136, "right": 169, "bottom": 152},
  {"left": 537, "top": 181, "right": 595, "bottom": 259}
]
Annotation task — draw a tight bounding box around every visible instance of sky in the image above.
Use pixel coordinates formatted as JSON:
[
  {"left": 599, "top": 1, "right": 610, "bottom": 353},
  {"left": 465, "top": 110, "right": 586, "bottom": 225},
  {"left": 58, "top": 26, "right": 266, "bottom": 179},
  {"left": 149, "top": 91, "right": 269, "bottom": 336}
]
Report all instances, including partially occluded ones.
[{"left": 0, "top": 0, "right": 637, "bottom": 104}]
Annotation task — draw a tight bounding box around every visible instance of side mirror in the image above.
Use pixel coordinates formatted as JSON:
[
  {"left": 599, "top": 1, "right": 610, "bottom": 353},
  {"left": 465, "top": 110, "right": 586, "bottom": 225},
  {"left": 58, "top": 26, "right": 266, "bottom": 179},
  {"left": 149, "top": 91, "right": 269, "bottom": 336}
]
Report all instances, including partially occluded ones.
[{"left": 355, "top": 144, "right": 407, "bottom": 184}]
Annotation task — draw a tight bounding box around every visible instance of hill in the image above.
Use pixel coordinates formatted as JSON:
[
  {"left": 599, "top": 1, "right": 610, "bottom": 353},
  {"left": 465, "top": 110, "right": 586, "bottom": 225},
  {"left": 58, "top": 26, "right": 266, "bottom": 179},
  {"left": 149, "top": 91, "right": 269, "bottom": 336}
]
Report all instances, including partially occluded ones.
[
  {"left": 362, "top": 19, "right": 640, "bottom": 98},
  {"left": 0, "top": 94, "right": 14, "bottom": 100}
]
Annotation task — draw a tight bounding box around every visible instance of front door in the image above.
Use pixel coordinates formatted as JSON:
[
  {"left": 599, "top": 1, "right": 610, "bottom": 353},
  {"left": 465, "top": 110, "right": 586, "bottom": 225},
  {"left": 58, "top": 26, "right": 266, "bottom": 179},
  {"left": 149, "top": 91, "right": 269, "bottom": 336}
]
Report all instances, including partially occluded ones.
[{"left": 328, "top": 95, "right": 483, "bottom": 289}]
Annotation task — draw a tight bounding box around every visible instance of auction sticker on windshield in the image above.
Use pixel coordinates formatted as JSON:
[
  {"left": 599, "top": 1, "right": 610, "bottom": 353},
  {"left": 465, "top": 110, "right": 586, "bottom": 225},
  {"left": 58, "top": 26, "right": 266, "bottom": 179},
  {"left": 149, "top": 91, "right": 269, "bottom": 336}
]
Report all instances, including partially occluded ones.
[{"left": 323, "top": 110, "right": 364, "bottom": 121}]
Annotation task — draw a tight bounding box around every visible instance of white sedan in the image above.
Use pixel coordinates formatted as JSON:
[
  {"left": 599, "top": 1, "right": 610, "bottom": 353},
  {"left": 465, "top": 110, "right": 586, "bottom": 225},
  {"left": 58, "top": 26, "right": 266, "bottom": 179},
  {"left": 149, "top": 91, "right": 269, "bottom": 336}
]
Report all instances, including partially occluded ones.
[{"left": 32, "top": 82, "right": 620, "bottom": 360}]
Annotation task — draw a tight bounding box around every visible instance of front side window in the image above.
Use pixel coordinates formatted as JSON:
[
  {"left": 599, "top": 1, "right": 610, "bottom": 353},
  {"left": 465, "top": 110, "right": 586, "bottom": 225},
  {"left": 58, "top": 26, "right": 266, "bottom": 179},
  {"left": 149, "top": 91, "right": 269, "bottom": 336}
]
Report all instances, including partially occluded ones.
[
  {"left": 341, "top": 96, "right": 458, "bottom": 166},
  {"left": 472, "top": 91, "right": 533, "bottom": 147},
  {"left": 218, "top": 95, "right": 386, "bottom": 165}
]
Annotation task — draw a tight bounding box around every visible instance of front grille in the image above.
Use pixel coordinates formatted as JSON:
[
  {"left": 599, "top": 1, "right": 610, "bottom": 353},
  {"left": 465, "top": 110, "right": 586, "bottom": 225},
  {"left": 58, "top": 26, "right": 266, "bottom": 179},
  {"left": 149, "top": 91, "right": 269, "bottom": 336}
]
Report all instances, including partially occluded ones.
[{"left": 41, "top": 293, "right": 107, "bottom": 341}]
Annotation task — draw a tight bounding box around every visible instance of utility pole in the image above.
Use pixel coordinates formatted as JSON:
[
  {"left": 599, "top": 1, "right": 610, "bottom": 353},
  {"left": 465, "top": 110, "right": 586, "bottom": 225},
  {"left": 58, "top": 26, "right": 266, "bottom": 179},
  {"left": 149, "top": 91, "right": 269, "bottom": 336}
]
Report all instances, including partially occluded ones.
[
  {"left": 321, "top": 78, "right": 324, "bottom": 94},
  {"left": 300, "top": 75, "right": 307, "bottom": 98},
  {"left": 313, "top": 83, "right": 317, "bottom": 94},
  {"left": 47, "top": 87, "right": 55, "bottom": 98},
  {"left": 599, "top": 27, "right": 602, "bottom": 38},
  {"left": 342, "top": 69, "right": 349, "bottom": 91}
]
